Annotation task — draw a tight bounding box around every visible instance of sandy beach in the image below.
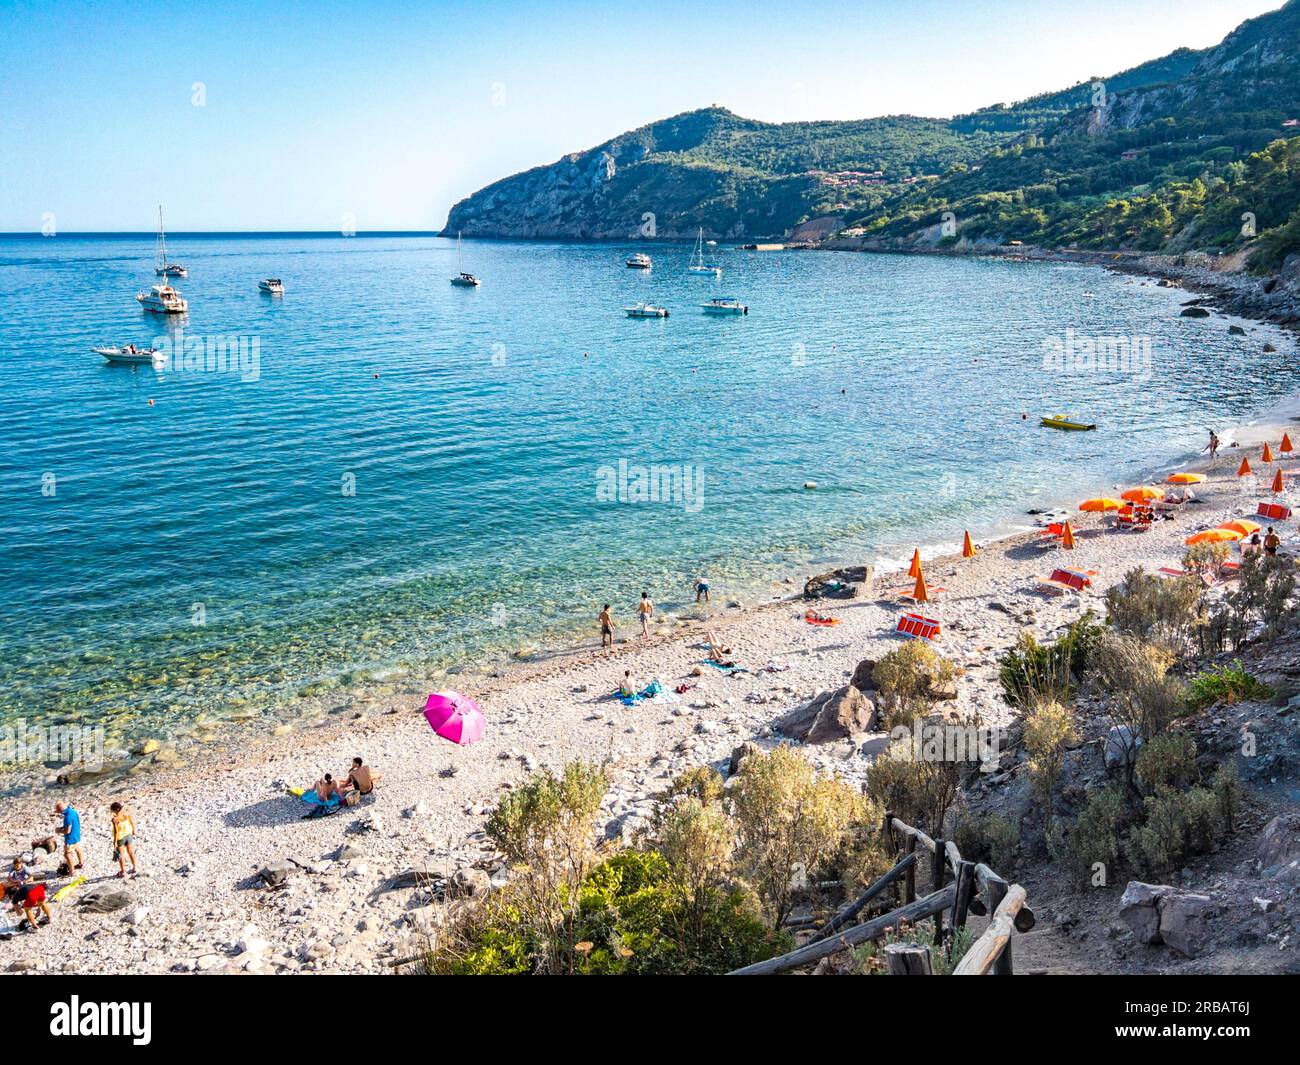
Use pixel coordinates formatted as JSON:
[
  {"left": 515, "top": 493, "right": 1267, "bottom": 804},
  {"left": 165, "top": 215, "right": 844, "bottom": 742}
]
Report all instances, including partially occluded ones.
[{"left": 3, "top": 399, "right": 1298, "bottom": 973}]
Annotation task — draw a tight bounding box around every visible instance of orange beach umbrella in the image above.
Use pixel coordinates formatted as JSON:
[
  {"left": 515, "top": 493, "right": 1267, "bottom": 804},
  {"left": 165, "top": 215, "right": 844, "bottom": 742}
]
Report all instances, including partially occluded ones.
[
  {"left": 962, "top": 531, "right": 976, "bottom": 558},
  {"left": 1062, "top": 522, "right": 1076, "bottom": 550},
  {"left": 1262, "top": 443, "right": 1275, "bottom": 464},
  {"left": 908, "top": 548, "right": 922, "bottom": 579},
  {"left": 911, "top": 567, "right": 929, "bottom": 603},
  {"left": 1220, "top": 519, "right": 1261, "bottom": 538},
  {"left": 1237, "top": 457, "right": 1252, "bottom": 477},
  {"left": 1282, "top": 432, "right": 1294, "bottom": 454},
  {"left": 1272, "top": 468, "right": 1285, "bottom": 494},
  {"left": 1079, "top": 498, "right": 1123, "bottom": 512},
  {"left": 1185, "top": 528, "right": 1240, "bottom": 545},
  {"left": 1121, "top": 486, "right": 1164, "bottom": 503},
  {"left": 1167, "top": 472, "right": 1207, "bottom": 485}
]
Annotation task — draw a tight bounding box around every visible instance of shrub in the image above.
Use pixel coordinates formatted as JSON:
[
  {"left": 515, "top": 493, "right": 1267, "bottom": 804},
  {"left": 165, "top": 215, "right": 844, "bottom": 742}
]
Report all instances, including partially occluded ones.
[
  {"left": 1091, "top": 634, "right": 1184, "bottom": 777},
  {"left": 1211, "top": 762, "right": 1242, "bottom": 832},
  {"left": 653, "top": 796, "right": 733, "bottom": 905},
  {"left": 1220, "top": 553, "right": 1297, "bottom": 649},
  {"left": 1104, "top": 567, "right": 1204, "bottom": 652},
  {"left": 482, "top": 761, "right": 609, "bottom": 974},
  {"left": 1185, "top": 661, "right": 1273, "bottom": 711},
  {"left": 1048, "top": 785, "right": 1127, "bottom": 887},
  {"left": 998, "top": 613, "right": 1101, "bottom": 707},
  {"left": 429, "top": 849, "right": 784, "bottom": 975},
  {"left": 1124, "top": 785, "right": 1224, "bottom": 880},
  {"left": 1135, "top": 731, "right": 1198, "bottom": 792},
  {"left": 873, "top": 641, "right": 961, "bottom": 729},
  {"left": 952, "top": 808, "right": 1019, "bottom": 872},
  {"left": 853, "top": 919, "right": 973, "bottom": 975},
  {"left": 1182, "top": 541, "right": 1229, "bottom": 575},
  {"left": 727, "top": 747, "right": 865, "bottom": 926},
  {"left": 865, "top": 742, "right": 964, "bottom": 837},
  {"left": 1023, "top": 697, "right": 1077, "bottom": 824}
]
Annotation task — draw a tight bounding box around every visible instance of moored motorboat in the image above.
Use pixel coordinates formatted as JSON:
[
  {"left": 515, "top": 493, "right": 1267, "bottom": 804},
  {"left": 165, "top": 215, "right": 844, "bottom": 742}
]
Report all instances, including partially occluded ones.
[
  {"left": 93, "top": 344, "right": 164, "bottom": 365},
  {"left": 1041, "top": 415, "right": 1097, "bottom": 431},
  {"left": 136, "top": 283, "right": 187, "bottom": 313},
  {"left": 625, "top": 303, "right": 669, "bottom": 318},
  {"left": 626, "top": 252, "right": 652, "bottom": 269},
  {"left": 701, "top": 297, "right": 747, "bottom": 315},
  {"left": 259, "top": 278, "right": 284, "bottom": 294}
]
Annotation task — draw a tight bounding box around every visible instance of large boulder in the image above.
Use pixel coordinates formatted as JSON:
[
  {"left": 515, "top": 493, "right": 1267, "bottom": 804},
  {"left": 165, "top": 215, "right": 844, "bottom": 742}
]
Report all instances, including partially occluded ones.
[
  {"left": 777, "top": 685, "right": 878, "bottom": 744},
  {"left": 1119, "top": 881, "right": 1171, "bottom": 944},
  {"left": 1257, "top": 813, "right": 1300, "bottom": 877},
  {"left": 850, "top": 658, "right": 878, "bottom": 693},
  {"left": 1158, "top": 892, "right": 1215, "bottom": 957},
  {"left": 803, "top": 566, "right": 872, "bottom": 601},
  {"left": 728, "top": 741, "right": 761, "bottom": 776},
  {"left": 1104, "top": 725, "right": 1141, "bottom": 771},
  {"left": 78, "top": 889, "right": 133, "bottom": 914}
]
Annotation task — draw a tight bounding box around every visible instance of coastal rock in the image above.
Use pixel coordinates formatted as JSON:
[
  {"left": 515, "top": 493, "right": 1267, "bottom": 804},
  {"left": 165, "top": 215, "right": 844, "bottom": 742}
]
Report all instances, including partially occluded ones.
[
  {"left": 1158, "top": 893, "right": 1214, "bottom": 957},
  {"left": 1257, "top": 813, "right": 1300, "bottom": 876},
  {"left": 1119, "top": 881, "right": 1171, "bottom": 944},
  {"left": 1179, "top": 306, "right": 1211, "bottom": 318},
  {"left": 850, "top": 658, "right": 878, "bottom": 693},
  {"left": 804, "top": 566, "right": 872, "bottom": 601},
  {"left": 1228, "top": 324, "right": 1246, "bottom": 336},
  {"left": 729, "top": 741, "right": 761, "bottom": 776},
  {"left": 1104, "top": 725, "right": 1141, "bottom": 771},
  {"left": 78, "top": 889, "right": 133, "bottom": 913},
  {"left": 450, "top": 868, "right": 491, "bottom": 898},
  {"left": 777, "top": 685, "right": 878, "bottom": 744},
  {"left": 258, "top": 860, "right": 298, "bottom": 888}
]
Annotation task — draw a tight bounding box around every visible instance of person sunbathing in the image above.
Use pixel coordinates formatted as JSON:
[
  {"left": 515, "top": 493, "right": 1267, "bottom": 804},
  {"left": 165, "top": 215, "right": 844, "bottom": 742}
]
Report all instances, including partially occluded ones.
[{"left": 706, "top": 633, "right": 736, "bottom": 667}]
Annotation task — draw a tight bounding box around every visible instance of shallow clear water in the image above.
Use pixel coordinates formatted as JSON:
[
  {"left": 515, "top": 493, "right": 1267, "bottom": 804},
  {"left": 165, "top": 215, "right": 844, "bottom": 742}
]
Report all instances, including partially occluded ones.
[{"left": 1, "top": 233, "right": 1294, "bottom": 744}]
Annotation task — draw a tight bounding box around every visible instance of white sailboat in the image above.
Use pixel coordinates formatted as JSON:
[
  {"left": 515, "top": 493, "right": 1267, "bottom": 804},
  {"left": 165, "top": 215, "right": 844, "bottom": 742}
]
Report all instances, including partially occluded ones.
[
  {"left": 687, "top": 228, "right": 721, "bottom": 277},
  {"left": 154, "top": 206, "right": 187, "bottom": 277},
  {"left": 450, "top": 232, "right": 480, "bottom": 287}
]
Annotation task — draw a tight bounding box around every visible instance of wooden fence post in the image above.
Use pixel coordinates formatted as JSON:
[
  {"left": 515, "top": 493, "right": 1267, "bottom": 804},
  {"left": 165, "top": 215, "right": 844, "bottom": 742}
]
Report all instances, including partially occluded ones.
[
  {"left": 884, "top": 942, "right": 933, "bottom": 975},
  {"left": 903, "top": 833, "right": 918, "bottom": 904},
  {"left": 987, "top": 878, "right": 1012, "bottom": 975},
  {"left": 931, "top": 836, "right": 946, "bottom": 946}
]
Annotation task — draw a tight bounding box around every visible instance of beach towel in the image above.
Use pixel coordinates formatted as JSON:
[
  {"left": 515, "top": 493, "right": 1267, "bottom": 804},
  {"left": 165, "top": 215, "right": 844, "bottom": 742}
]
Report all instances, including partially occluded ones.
[
  {"left": 702, "top": 658, "right": 748, "bottom": 674},
  {"left": 802, "top": 611, "right": 840, "bottom": 626},
  {"left": 763, "top": 662, "right": 791, "bottom": 673},
  {"left": 614, "top": 679, "right": 664, "bottom": 706},
  {"left": 290, "top": 785, "right": 341, "bottom": 811},
  {"left": 51, "top": 876, "right": 87, "bottom": 903}
]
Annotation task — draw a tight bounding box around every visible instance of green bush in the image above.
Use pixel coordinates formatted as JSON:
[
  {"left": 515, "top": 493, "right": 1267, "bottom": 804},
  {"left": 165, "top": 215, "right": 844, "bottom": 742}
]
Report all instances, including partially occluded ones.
[
  {"left": 873, "top": 641, "right": 961, "bottom": 729},
  {"left": 1023, "top": 697, "right": 1077, "bottom": 825},
  {"left": 865, "top": 742, "right": 963, "bottom": 838},
  {"left": 430, "top": 850, "right": 784, "bottom": 975},
  {"left": 998, "top": 613, "right": 1101, "bottom": 706},
  {"left": 1135, "top": 731, "right": 1198, "bottom": 792},
  {"left": 1104, "top": 567, "right": 1204, "bottom": 653},
  {"left": 952, "top": 808, "right": 1019, "bottom": 872},
  {"left": 1186, "top": 661, "right": 1273, "bottom": 710},
  {"left": 1048, "top": 785, "right": 1128, "bottom": 887},
  {"left": 1124, "top": 785, "right": 1224, "bottom": 880}
]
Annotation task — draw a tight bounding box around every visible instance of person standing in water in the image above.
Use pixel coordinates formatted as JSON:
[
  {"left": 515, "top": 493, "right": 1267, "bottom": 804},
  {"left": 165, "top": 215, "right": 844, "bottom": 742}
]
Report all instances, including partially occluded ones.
[
  {"left": 1205, "top": 429, "right": 1220, "bottom": 461},
  {"left": 638, "top": 592, "right": 654, "bottom": 638},
  {"left": 695, "top": 575, "right": 710, "bottom": 603},
  {"left": 598, "top": 604, "right": 615, "bottom": 648}
]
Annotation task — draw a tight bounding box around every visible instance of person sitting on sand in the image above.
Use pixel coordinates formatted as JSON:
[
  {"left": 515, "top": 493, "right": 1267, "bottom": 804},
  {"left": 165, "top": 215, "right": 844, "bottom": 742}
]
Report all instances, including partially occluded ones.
[
  {"left": 314, "top": 774, "right": 338, "bottom": 804},
  {"left": 110, "top": 801, "right": 139, "bottom": 879},
  {"left": 620, "top": 670, "right": 636, "bottom": 697},
  {"left": 342, "top": 757, "right": 381, "bottom": 797},
  {"left": 6, "top": 859, "right": 50, "bottom": 932}
]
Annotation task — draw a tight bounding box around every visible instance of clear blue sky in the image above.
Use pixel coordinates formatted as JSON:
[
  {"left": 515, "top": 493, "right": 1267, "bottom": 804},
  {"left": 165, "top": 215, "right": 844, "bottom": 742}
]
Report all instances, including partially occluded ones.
[{"left": 0, "top": 0, "right": 1283, "bottom": 231}]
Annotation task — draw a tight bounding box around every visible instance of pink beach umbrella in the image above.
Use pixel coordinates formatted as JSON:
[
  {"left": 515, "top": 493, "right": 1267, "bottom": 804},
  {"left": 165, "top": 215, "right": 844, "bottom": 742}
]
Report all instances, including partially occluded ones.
[{"left": 423, "top": 691, "right": 486, "bottom": 746}]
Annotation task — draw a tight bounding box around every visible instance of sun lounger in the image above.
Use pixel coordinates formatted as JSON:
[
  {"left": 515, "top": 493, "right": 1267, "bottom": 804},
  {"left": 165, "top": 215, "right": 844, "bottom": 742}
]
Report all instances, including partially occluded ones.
[
  {"left": 1257, "top": 502, "right": 1292, "bottom": 521},
  {"left": 1037, "top": 567, "right": 1096, "bottom": 595},
  {"left": 1159, "top": 565, "right": 1221, "bottom": 588},
  {"left": 896, "top": 612, "right": 941, "bottom": 640}
]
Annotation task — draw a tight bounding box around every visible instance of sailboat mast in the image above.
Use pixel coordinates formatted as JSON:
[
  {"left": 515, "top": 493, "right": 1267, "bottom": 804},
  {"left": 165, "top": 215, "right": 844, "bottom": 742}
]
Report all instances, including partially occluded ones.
[{"left": 157, "top": 206, "right": 167, "bottom": 270}]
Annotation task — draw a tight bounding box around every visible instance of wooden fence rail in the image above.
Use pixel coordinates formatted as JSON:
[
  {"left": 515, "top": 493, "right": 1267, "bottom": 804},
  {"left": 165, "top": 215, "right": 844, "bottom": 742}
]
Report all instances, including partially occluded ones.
[{"left": 726, "top": 811, "right": 1034, "bottom": 976}]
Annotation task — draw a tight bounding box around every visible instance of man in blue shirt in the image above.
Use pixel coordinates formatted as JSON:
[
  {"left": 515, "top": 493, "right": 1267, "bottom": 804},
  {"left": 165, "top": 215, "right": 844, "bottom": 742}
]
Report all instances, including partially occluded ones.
[{"left": 54, "top": 802, "right": 85, "bottom": 875}]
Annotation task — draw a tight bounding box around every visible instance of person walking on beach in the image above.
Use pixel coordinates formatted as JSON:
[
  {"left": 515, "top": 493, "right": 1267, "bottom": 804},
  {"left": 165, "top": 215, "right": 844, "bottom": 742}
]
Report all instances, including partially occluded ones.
[
  {"left": 695, "top": 575, "right": 710, "bottom": 603},
  {"left": 1264, "top": 526, "right": 1280, "bottom": 557},
  {"left": 598, "top": 604, "right": 615, "bottom": 648},
  {"left": 109, "top": 801, "right": 139, "bottom": 879},
  {"left": 54, "top": 802, "right": 84, "bottom": 876},
  {"left": 638, "top": 592, "right": 654, "bottom": 638},
  {"left": 1205, "top": 429, "right": 1219, "bottom": 461}
]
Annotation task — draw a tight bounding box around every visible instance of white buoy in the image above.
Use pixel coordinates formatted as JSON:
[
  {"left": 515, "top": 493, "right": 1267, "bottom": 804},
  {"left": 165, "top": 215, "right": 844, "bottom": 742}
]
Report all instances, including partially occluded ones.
[{"left": 803, "top": 481, "right": 817, "bottom": 490}]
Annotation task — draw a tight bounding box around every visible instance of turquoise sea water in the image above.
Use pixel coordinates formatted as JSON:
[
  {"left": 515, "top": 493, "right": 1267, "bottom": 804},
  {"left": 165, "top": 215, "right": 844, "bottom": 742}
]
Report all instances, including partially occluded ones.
[{"left": 1, "top": 233, "right": 1295, "bottom": 746}]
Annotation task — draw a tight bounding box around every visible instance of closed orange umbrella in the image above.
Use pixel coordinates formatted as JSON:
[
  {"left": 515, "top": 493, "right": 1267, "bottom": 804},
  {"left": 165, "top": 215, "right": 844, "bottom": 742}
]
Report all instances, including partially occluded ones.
[
  {"left": 962, "top": 531, "right": 976, "bottom": 558},
  {"left": 1272, "top": 468, "right": 1285, "bottom": 494},
  {"left": 1062, "top": 522, "right": 1076, "bottom": 550},
  {"left": 1220, "top": 519, "right": 1261, "bottom": 537},
  {"left": 911, "top": 567, "right": 928, "bottom": 603},
  {"left": 1237, "top": 457, "right": 1252, "bottom": 477},
  {"left": 1167, "top": 472, "right": 1207, "bottom": 485},
  {"left": 908, "top": 548, "right": 921, "bottom": 579},
  {"left": 1282, "top": 432, "right": 1294, "bottom": 454},
  {"left": 1262, "top": 442, "right": 1275, "bottom": 463},
  {"left": 1186, "top": 528, "right": 1240, "bottom": 545},
  {"left": 1121, "top": 486, "right": 1164, "bottom": 502},
  {"left": 1079, "top": 498, "right": 1123, "bottom": 512}
]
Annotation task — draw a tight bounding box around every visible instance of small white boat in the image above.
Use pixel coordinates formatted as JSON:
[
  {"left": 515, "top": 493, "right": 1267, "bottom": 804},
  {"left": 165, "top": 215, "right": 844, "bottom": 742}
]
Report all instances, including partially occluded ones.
[
  {"left": 93, "top": 344, "right": 164, "bottom": 365},
  {"left": 701, "top": 297, "right": 747, "bottom": 315},
  {"left": 153, "top": 206, "right": 187, "bottom": 277},
  {"left": 688, "top": 228, "right": 722, "bottom": 276},
  {"left": 136, "top": 283, "right": 187, "bottom": 314},
  {"left": 259, "top": 278, "right": 284, "bottom": 294},
  {"left": 626, "top": 252, "right": 652, "bottom": 269},
  {"left": 450, "top": 232, "right": 480, "bottom": 286},
  {"left": 625, "top": 303, "right": 669, "bottom": 318}
]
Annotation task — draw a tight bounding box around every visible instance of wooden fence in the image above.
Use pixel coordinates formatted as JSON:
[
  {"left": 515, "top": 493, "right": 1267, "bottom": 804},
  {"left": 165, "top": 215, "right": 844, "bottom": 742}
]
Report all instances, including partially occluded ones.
[{"left": 728, "top": 812, "right": 1033, "bottom": 976}]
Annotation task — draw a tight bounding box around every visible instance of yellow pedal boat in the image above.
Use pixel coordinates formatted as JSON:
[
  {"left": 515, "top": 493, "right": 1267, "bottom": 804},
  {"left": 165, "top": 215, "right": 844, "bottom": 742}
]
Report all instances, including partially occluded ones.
[{"left": 1041, "top": 415, "right": 1097, "bottom": 431}]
